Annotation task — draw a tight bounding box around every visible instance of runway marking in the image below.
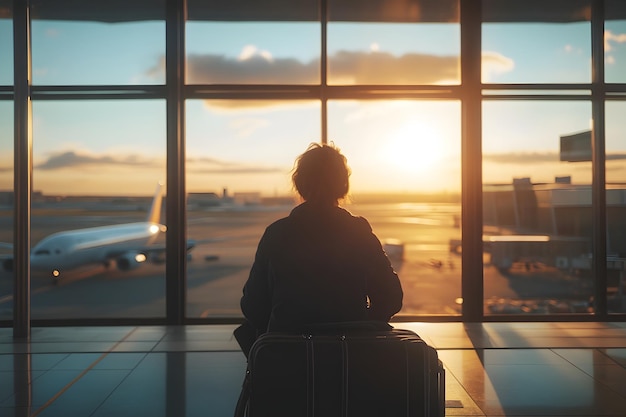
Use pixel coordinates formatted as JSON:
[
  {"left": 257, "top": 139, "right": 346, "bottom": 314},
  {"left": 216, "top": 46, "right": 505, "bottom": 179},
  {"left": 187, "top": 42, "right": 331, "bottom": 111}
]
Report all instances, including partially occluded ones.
[{"left": 30, "top": 327, "right": 140, "bottom": 417}]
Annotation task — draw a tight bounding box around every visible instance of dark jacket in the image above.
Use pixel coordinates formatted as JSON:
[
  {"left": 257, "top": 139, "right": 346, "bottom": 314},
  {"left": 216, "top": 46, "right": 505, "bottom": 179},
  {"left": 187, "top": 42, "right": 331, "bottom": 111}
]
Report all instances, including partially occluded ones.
[{"left": 240, "top": 202, "right": 403, "bottom": 333}]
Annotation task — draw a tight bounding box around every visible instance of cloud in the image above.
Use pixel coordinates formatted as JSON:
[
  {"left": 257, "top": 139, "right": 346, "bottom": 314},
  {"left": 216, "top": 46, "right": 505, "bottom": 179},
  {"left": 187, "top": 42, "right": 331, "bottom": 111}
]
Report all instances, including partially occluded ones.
[
  {"left": 144, "top": 56, "right": 165, "bottom": 80},
  {"left": 605, "top": 30, "right": 626, "bottom": 65},
  {"left": 189, "top": 166, "right": 283, "bottom": 174},
  {"left": 149, "top": 46, "right": 509, "bottom": 87},
  {"left": 30, "top": 151, "right": 285, "bottom": 176},
  {"left": 605, "top": 30, "right": 626, "bottom": 53},
  {"left": 45, "top": 28, "right": 60, "bottom": 37},
  {"left": 185, "top": 52, "right": 317, "bottom": 84},
  {"left": 186, "top": 156, "right": 284, "bottom": 174},
  {"left": 200, "top": 99, "right": 316, "bottom": 113},
  {"left": 563, "top": 44, "right": 583, "bottom": 55},
  {"left": 228, "top": 117, "right": 271, "bottom": 138},
  {"left": 35, "top": 151, "right": 158, "bottom": 170},
  {"left": 238, "top": 45, "right": 273, "bottom": 62},
  {"left": 145, "top": 46, "right": 511, "bottom": 109},
  {"left": 145, "top": 46, "right": 517, "bottom": 107},
  {"left": 481, "top": 51, "right": 515, "bottom": 82},
  {"left": 16, "top": 150, "right": 626, "bottom": 179},
  {"left": 484, "top": 152, "right": 559, "bottom": 164},
  {"left": 485, "top": 151, "right": 626, "bottom": 165},
  {"left": 329, "top": 50, "right": 459, "bottom": 84}
]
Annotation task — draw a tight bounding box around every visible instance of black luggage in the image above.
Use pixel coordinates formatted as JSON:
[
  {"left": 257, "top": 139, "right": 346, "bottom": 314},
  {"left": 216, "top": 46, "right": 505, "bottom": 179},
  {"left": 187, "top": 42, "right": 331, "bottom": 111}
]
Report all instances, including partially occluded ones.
[{"left": 235, "top": 327, "right": 445, "bottom": 417}]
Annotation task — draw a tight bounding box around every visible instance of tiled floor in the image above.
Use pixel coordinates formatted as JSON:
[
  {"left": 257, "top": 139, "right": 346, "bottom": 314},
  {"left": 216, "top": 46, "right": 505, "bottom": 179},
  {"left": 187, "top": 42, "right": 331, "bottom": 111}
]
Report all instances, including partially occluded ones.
[{"left": 1, "top": 322, "right": 626, "bottom": 416}]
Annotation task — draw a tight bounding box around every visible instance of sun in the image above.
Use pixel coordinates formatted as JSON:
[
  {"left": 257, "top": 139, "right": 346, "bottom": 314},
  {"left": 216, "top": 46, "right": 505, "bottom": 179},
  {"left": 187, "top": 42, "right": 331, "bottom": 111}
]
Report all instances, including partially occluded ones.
[{"left": 383, "top": 121, "right": 446, "bottom": 175}]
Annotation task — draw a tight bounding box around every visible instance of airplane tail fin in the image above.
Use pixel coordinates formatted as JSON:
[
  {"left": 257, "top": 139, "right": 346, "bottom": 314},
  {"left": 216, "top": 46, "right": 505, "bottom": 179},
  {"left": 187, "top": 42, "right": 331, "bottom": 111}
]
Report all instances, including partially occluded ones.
[{"left": 147, "top": 182, "right": 165, "bottom": 224}]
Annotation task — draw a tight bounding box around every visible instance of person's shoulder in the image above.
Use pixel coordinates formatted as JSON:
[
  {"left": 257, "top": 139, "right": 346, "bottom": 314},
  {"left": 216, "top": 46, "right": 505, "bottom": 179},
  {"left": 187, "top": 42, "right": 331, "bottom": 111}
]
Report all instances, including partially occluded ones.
[
  {"left": 336, "top": 206, "right": 372, "bottom": 231},
  {"left": 265, "top": 215, "right": 291, "bottom": 232},
  {"left": 263, "top": 204, "right": 305, "bottom": 233}
]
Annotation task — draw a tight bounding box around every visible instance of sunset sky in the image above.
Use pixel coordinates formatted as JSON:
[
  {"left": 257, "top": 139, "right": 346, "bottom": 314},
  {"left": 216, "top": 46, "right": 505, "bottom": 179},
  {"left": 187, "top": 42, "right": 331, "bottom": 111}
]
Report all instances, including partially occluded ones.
[{"left": 0, "top": 17, "right": 625, "bottom": 196}]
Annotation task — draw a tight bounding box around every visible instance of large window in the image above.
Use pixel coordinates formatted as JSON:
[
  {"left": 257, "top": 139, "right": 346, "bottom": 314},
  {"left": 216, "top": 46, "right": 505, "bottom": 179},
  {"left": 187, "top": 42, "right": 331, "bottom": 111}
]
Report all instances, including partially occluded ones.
[
  {"left": 0, "top": 4, "right": 12, "bottom": 322},
  {"left": 482, "top": 21, "right": 591, "bottom": 84},
  {"left": 186, "top": 0, "right": 319, "bottom": 85},
  {"left": 606, "top": 0, "right": 626, "bottom": 83},
  {"left": 482, "top": 1, "right": 604, "bottom": 316},
  {"left": 185, "top": 99, "right": 320, "bottom": 318},
  {"left": 329, "top": 100, "right": 462, "bottom": 315},
  {"left": 482, "top": 101, "right": 594, "bottom": 315},
  {"left": 186, "top": 21, "right": 320, "bottom": 84},
  {"left": 28, "top": 100, "right": 166, "bottom": 319},
  {"left": 327, "top": 23, "right": 460, "bottom": 85},
  {"left": 0, "top": 101, "right": 12, "bottom": 321},
  {"left": 5, "top": 0, "right": 626, "bottom": 326},
  {"left": 7, "top": 2, "right": 170, "bottom": 321},
  {"left": 606, "top": 101, "right": 626, "bottom": 314},
  {"left": 31, "top": 16, "right": 165, "bottom": 85},
  {"left": 0, "top": 6, "right": 11, "bottom": 85}
]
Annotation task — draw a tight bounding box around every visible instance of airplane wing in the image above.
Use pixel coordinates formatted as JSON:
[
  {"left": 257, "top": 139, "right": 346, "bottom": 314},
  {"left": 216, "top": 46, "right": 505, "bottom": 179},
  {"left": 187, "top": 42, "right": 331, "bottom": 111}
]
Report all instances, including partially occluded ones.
[
  {"left": 137, "top": 239, "right": 198, "bottom": 256},
  {"left": 102, "top": 239, "right": 205, "bottom": 269},
  {"left": 134, "top": 237, "right": 227, "bottom": 258}
]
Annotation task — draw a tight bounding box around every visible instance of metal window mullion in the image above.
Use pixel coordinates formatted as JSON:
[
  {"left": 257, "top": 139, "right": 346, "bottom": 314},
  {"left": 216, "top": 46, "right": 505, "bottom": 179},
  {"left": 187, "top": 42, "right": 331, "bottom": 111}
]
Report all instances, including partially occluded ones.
[
  {"left": 321, "top": 0, "right": 328, "bottom": 144},
  {"left": 165, "top": 0, "right": 187, "bottom": 324},
  {"left": 591, "top": 0, "right": 607, "bottom": 318},
  {"left": 12, "top": 0, "right": 32, "bottom": 339},
  {"left": 460, "top": 0, "right": 483, "bottom": 322}
]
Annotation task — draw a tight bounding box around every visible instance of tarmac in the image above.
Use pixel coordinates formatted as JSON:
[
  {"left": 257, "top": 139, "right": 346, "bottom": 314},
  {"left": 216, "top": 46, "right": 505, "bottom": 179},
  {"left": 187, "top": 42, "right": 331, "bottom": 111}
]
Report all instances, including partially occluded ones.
[{"left": 0, "top": 201, "right": 605, "bottom": 320}]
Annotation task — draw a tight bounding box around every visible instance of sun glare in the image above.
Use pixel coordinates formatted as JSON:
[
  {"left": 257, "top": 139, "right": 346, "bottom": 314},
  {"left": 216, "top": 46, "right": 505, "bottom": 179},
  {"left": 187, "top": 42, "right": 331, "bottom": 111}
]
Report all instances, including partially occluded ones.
[{"left": 383, "top": 121, "right": 445, "bottom": 175}]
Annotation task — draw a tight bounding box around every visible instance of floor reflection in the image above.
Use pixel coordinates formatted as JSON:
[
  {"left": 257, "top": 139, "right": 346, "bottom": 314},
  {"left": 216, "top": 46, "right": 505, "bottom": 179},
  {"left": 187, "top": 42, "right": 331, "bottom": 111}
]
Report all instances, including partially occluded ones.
[
  {"left": 0, "top": 323, "right": 625, "bottom": 417},
  {"left": 13, "top": 353, "right": 32, "bottom": 417}
]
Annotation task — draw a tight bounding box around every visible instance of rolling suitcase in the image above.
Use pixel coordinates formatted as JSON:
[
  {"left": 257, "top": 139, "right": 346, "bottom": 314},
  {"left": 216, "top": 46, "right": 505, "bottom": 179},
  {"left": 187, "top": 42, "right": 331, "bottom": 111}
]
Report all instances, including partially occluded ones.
[{"left": 235, "top": 327, "right": 445, "bottom": 417}]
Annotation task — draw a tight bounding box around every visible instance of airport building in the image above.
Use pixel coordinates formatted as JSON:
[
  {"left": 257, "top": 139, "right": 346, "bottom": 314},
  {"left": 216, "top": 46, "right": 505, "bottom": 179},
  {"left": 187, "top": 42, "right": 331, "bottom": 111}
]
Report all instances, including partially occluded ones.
[{"left": 1, "top": 1, "right": 626, "bottom": 416}]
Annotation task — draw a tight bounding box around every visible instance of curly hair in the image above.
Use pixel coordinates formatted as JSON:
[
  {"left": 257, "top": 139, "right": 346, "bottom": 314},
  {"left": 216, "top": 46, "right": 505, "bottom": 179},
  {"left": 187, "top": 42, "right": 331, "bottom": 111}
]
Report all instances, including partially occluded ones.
[{"left": 292, "top": 143, "right": 351, "bottom": 205}]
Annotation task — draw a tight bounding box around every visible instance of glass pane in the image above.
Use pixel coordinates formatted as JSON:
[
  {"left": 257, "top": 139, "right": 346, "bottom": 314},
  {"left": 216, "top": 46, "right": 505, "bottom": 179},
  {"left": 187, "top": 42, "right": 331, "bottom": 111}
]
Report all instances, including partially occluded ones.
[
  {"left": 606, "top": 101, "right": 626, "bottom": 314},
  {"left": 327, "top": 22, "right": 460, "bottom": 85},
  {"left": 606, "top": 0, "right": 626, "bottom": 83},
  {"left": 0, "top": 7, "right": 11, "bottom": 85},
  {"left": 185, "top": 99, "right": 320, "bottom": 318},
  {"left": 482, "top": 1, "right": 591, "bottom": 84},
  {"left": 186, "top": 0, "right": 320, "bottom": 85},
  {"left": 329, "top": 100, "right": 462, "bottom": 316},
  {"left": 483, "top": 100, "right": 594, "bottom": 315},
  {"left": 31, "top": 100, "right": 166, "bottom": 319},
  {"left": 0, "top": 101, "right": 12, "bottom": 320},
  {"left": 31, "top": 19, "right": 165, "bottom": 85}
]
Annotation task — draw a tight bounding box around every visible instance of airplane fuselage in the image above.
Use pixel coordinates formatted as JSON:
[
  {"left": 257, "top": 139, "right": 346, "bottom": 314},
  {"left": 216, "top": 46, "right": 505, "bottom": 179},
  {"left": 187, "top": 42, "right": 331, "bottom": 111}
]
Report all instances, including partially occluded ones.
[
  {"left": 30, "top": 222, "right": 164, "bottom": 274},
  {"left": 1, "top": 183, "right": 179, "bottom": 280}
]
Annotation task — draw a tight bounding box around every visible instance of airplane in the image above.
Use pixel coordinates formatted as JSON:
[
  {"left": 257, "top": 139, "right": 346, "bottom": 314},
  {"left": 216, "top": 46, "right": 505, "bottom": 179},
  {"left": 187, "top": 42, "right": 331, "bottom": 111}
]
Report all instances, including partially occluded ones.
[{"left": 0, "top": 183, "right": 198, "bottom": 283}]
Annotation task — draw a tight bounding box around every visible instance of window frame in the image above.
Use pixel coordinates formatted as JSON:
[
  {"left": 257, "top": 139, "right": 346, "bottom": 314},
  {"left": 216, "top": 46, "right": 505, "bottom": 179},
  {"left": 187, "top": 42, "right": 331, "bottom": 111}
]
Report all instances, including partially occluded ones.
[{"left": 5, "top": 0, "right": 626, "bottom": 334}]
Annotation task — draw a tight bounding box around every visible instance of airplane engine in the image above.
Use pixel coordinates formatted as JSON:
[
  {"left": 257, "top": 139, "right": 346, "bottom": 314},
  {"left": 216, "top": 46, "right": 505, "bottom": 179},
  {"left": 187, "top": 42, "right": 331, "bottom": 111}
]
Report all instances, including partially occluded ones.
[{"left": 116, "top": 252, "right": 147, "bottom": 271}]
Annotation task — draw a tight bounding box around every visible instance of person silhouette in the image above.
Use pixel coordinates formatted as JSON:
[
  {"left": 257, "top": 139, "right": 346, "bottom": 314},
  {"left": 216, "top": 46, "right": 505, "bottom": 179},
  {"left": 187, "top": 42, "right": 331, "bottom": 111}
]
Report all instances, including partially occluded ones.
[{"left": 235, "top": 142, "right": 403, "bottom": 356}]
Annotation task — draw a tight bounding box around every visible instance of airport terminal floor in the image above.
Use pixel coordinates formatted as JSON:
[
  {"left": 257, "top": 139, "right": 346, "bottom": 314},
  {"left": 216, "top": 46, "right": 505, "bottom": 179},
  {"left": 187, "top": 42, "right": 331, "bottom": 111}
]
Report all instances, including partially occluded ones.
[{"left": 1, "top": 322, "right": 626, "bottom": 417}]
